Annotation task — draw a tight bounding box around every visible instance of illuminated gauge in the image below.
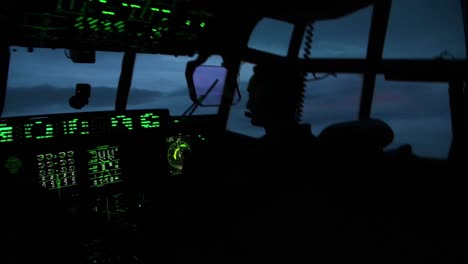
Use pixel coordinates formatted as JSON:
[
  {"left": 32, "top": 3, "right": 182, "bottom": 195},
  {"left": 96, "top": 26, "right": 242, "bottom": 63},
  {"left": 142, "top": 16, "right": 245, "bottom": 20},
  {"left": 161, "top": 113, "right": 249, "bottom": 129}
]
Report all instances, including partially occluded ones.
[
  {"left": 36, "top": 154, "right": 44, "bottom": 161},
  {"left": 39, "top": 170, "right": 46, "bottom": 176},
  {"left": 60, "top": 167, "right": 68, "bottom": 172},
  {"left": 69, "top": 165, "right": 75, "bottom": 171},
  {"left": 167, "top": 139, "right": 191, "bottom": 170},
  {"left": 47, "top": 161, "right": 53, "bottom": 167},
  {"left": 47, "top": 169, "right": 55, "bottom": 175},
  {"left": 4, "top": 156, "right": 23, "bottom": 174},
  {"left": 46, "top": 153, "right": 53, "bottom": 160},
  {"left": 68, "top": 159, "right": 75, "bottom": 164},
  {"left": 67, "top": 151, "right": 74, "bottom": 157},
  {"left": 60, "top": 160, "right": 67, "bottom": 166},
  {"left": 38, "top": 162, "right": 45, "bottom": 169},
  {"left": 59, "top": 152, "right": 66, "bottom": 158}
]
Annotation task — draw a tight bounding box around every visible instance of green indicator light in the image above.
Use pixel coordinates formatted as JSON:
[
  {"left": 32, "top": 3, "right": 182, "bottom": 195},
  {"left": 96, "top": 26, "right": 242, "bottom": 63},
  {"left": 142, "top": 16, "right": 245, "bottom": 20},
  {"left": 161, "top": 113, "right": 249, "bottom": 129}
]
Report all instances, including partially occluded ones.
[
  {"left": 162, "top": 9, "right": 171, "bottom": 13},
  {"left": 151, "top": 7, "right": 160, "bottom": 12},
  {"left": 0, "top": 123, "right": 14, "bottom": 143},
  {"left": 55, "top": 175, "right": 61, "bottom": 189},
  {"left": 130, "top": 4, "right": 141, "bottom": 8},
  {"left": 99, "top": 0, "right": 107, "bottom": 3},
  {"left": 122, "top": 3, "right": 128, "bottom": 7},
  {"left": 200, "top": 22, "right": 206, "bottom": 28},
  {"left": 102, "top": 11, "right": 115, "bottom": 15},
  {"left": 162, "top": 17, "right": 168, "bottom": 22},
  {"left": 76, "top": 16, "right": 84, "bottom": 21},
  {"left": 185, "top": 20, "right": 191, "bottom": 26}
]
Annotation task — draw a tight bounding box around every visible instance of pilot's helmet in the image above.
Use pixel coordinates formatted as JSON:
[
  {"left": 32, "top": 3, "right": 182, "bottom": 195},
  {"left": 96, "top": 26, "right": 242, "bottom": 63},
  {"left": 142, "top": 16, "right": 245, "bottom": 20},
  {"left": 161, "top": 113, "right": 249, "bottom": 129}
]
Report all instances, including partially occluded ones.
[{"left": 246, "top": 63, "right": 304, "bottom": 127}]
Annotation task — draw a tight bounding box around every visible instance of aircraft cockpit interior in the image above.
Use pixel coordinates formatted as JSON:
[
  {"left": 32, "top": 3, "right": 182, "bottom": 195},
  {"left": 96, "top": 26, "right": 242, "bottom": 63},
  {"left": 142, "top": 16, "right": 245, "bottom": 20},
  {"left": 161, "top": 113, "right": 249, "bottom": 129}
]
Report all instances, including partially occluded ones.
[{"left": 1, "top": 0, "right": 468, "bottom": 263}]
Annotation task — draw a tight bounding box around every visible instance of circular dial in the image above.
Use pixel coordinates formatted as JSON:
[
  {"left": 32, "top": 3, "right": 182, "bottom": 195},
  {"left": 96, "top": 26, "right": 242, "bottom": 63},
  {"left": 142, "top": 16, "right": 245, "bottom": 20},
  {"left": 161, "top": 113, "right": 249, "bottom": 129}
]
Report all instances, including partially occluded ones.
[{"left": 167, "top": 139, "right": 191, "bottom": 171}]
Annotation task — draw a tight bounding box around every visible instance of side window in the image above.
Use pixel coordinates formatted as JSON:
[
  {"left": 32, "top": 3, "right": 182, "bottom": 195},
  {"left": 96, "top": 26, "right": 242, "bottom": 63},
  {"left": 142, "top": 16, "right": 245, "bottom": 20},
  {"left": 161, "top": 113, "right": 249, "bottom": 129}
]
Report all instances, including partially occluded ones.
[
  {"left": 383, "top": 0, "right": 466, "bottom": 59},
  {"left": 295, "top": 7, "right": 371, "bottom": 133},
  {"left": 248, "top": 18, "right": 294, "bottom": 56},
  {"left": 301, "top": 74, "right": 362, "bottom": 134},
  {"left": 372, "top": 76, "right": 452, "bottom": 159},
  {"left": 300, "top": 6, "right": 372, "bottom": 58}
]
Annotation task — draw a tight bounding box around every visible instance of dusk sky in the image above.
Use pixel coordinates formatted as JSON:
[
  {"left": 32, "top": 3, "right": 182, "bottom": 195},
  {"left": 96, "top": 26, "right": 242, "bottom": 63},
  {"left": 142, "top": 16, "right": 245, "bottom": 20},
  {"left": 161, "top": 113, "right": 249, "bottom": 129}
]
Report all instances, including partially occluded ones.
[{"left": 2, "top": 0, "right": 466, "bottom": 159}]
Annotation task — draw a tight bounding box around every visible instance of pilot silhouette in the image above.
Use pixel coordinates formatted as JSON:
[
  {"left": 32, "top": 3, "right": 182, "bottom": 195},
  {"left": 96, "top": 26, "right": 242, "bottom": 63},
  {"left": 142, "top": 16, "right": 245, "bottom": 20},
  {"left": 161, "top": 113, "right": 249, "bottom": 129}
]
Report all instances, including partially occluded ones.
[
  {"left": 245, "top": 63, "right": 309, "bottom": 137},
  {"left": 242, "top": 62, "right": 319, "bottom": 181}
]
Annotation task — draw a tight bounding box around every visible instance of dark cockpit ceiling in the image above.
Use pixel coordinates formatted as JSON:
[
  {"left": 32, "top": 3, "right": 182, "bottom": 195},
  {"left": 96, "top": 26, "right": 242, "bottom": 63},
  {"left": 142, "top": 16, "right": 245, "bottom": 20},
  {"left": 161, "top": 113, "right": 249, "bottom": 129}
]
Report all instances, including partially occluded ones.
[{"left": 0, "top": 0, "right": 376, "bottom": 56}]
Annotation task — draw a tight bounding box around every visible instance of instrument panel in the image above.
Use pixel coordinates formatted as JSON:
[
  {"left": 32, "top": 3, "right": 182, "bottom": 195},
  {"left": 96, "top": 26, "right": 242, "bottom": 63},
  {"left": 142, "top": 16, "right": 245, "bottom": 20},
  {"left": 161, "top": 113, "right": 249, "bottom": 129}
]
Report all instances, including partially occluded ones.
[
  {"left": 0, "top": 109, "right": 214, "bottom": 203},
  {"left": 0, "top": 109, "right": 167, "bottom": 144},
  {"left": 4, "top": 0, "right": 214, "bottom": 55}
]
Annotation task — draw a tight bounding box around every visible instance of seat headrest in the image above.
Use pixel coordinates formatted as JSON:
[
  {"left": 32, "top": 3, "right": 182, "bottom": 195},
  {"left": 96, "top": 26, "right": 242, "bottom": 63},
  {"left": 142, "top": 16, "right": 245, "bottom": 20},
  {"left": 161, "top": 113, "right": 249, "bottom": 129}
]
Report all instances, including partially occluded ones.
[{"left": 318, "top": 119, "right": 394, "bottom": 150}]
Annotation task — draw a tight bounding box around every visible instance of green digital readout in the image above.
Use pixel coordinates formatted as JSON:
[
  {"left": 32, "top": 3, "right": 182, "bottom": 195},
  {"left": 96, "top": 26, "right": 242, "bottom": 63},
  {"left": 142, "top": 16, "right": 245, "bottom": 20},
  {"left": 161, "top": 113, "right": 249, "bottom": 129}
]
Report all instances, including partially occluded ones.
[
  {"left": 88, "top": 145, "right": 122, "bottom": 188},
  {"left": 111, "top": 115, "right": 134, "bottom": 130},
  {"left": 0, "top": 123, "right": 13, "bottom": 143},
  {"left": 140, "top": 112, "right": 160, "bottom": 128},
  {"left": 24, "top": 120, "right": 54, "bottom": 139},
  {"left": 63, "top": 118, "right": 90, "bottom": 135},
  {"left": 0, "top": 112, "right": 162, "bottom": 144}
]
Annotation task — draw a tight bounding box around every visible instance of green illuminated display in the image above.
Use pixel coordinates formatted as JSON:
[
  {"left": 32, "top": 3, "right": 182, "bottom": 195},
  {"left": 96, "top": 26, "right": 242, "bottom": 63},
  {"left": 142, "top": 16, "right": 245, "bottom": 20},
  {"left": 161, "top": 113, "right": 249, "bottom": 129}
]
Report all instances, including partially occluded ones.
[
  {"left": 88, "top": 145, "right": 122, "bottom": 188},
  {"left": 37, "top": 150, "right": 77, "bottom": 190},
  {"left": 75, "top": 17, "right": 126, "bottom": 33},
  {"left": 72, "top": 4, "right": 205, "bottom": 34},
  {"left": 102, "top": 10, "right": 115, "bottom": 15},
  {"left": 24, "top": 121, "right": 54, "bottom": 139},
  {"left": 63, "top": 118, "right": 90, "bottom": 135},
  {"left": 0, "top": 123, "right": 14, "bottom": 142},
  {"left": 140, "top": 113, "right": 160, "bottom": 128},
  {"left": 166, "top": 135, "right": 191, "bottom": 176},
  {"left": 0, "top": 112, "right": 162, "bottom": 144},
  {"left": 111, "top": 115, "right": 134, "bottom": 130}
]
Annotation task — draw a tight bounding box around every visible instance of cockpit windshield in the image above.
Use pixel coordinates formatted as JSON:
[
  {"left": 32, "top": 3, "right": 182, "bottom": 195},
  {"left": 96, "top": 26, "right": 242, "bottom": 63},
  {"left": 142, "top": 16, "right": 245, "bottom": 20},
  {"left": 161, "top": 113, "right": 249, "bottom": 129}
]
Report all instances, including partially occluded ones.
[
  {"left": 4, "top": 47, "right": 122, "bottom": 117},
  {"left": 3, "top": 47, "right": 216, "bottom": 117},
  {"left": 126, "top": 53, "right": 217, "bottom": 115}
]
